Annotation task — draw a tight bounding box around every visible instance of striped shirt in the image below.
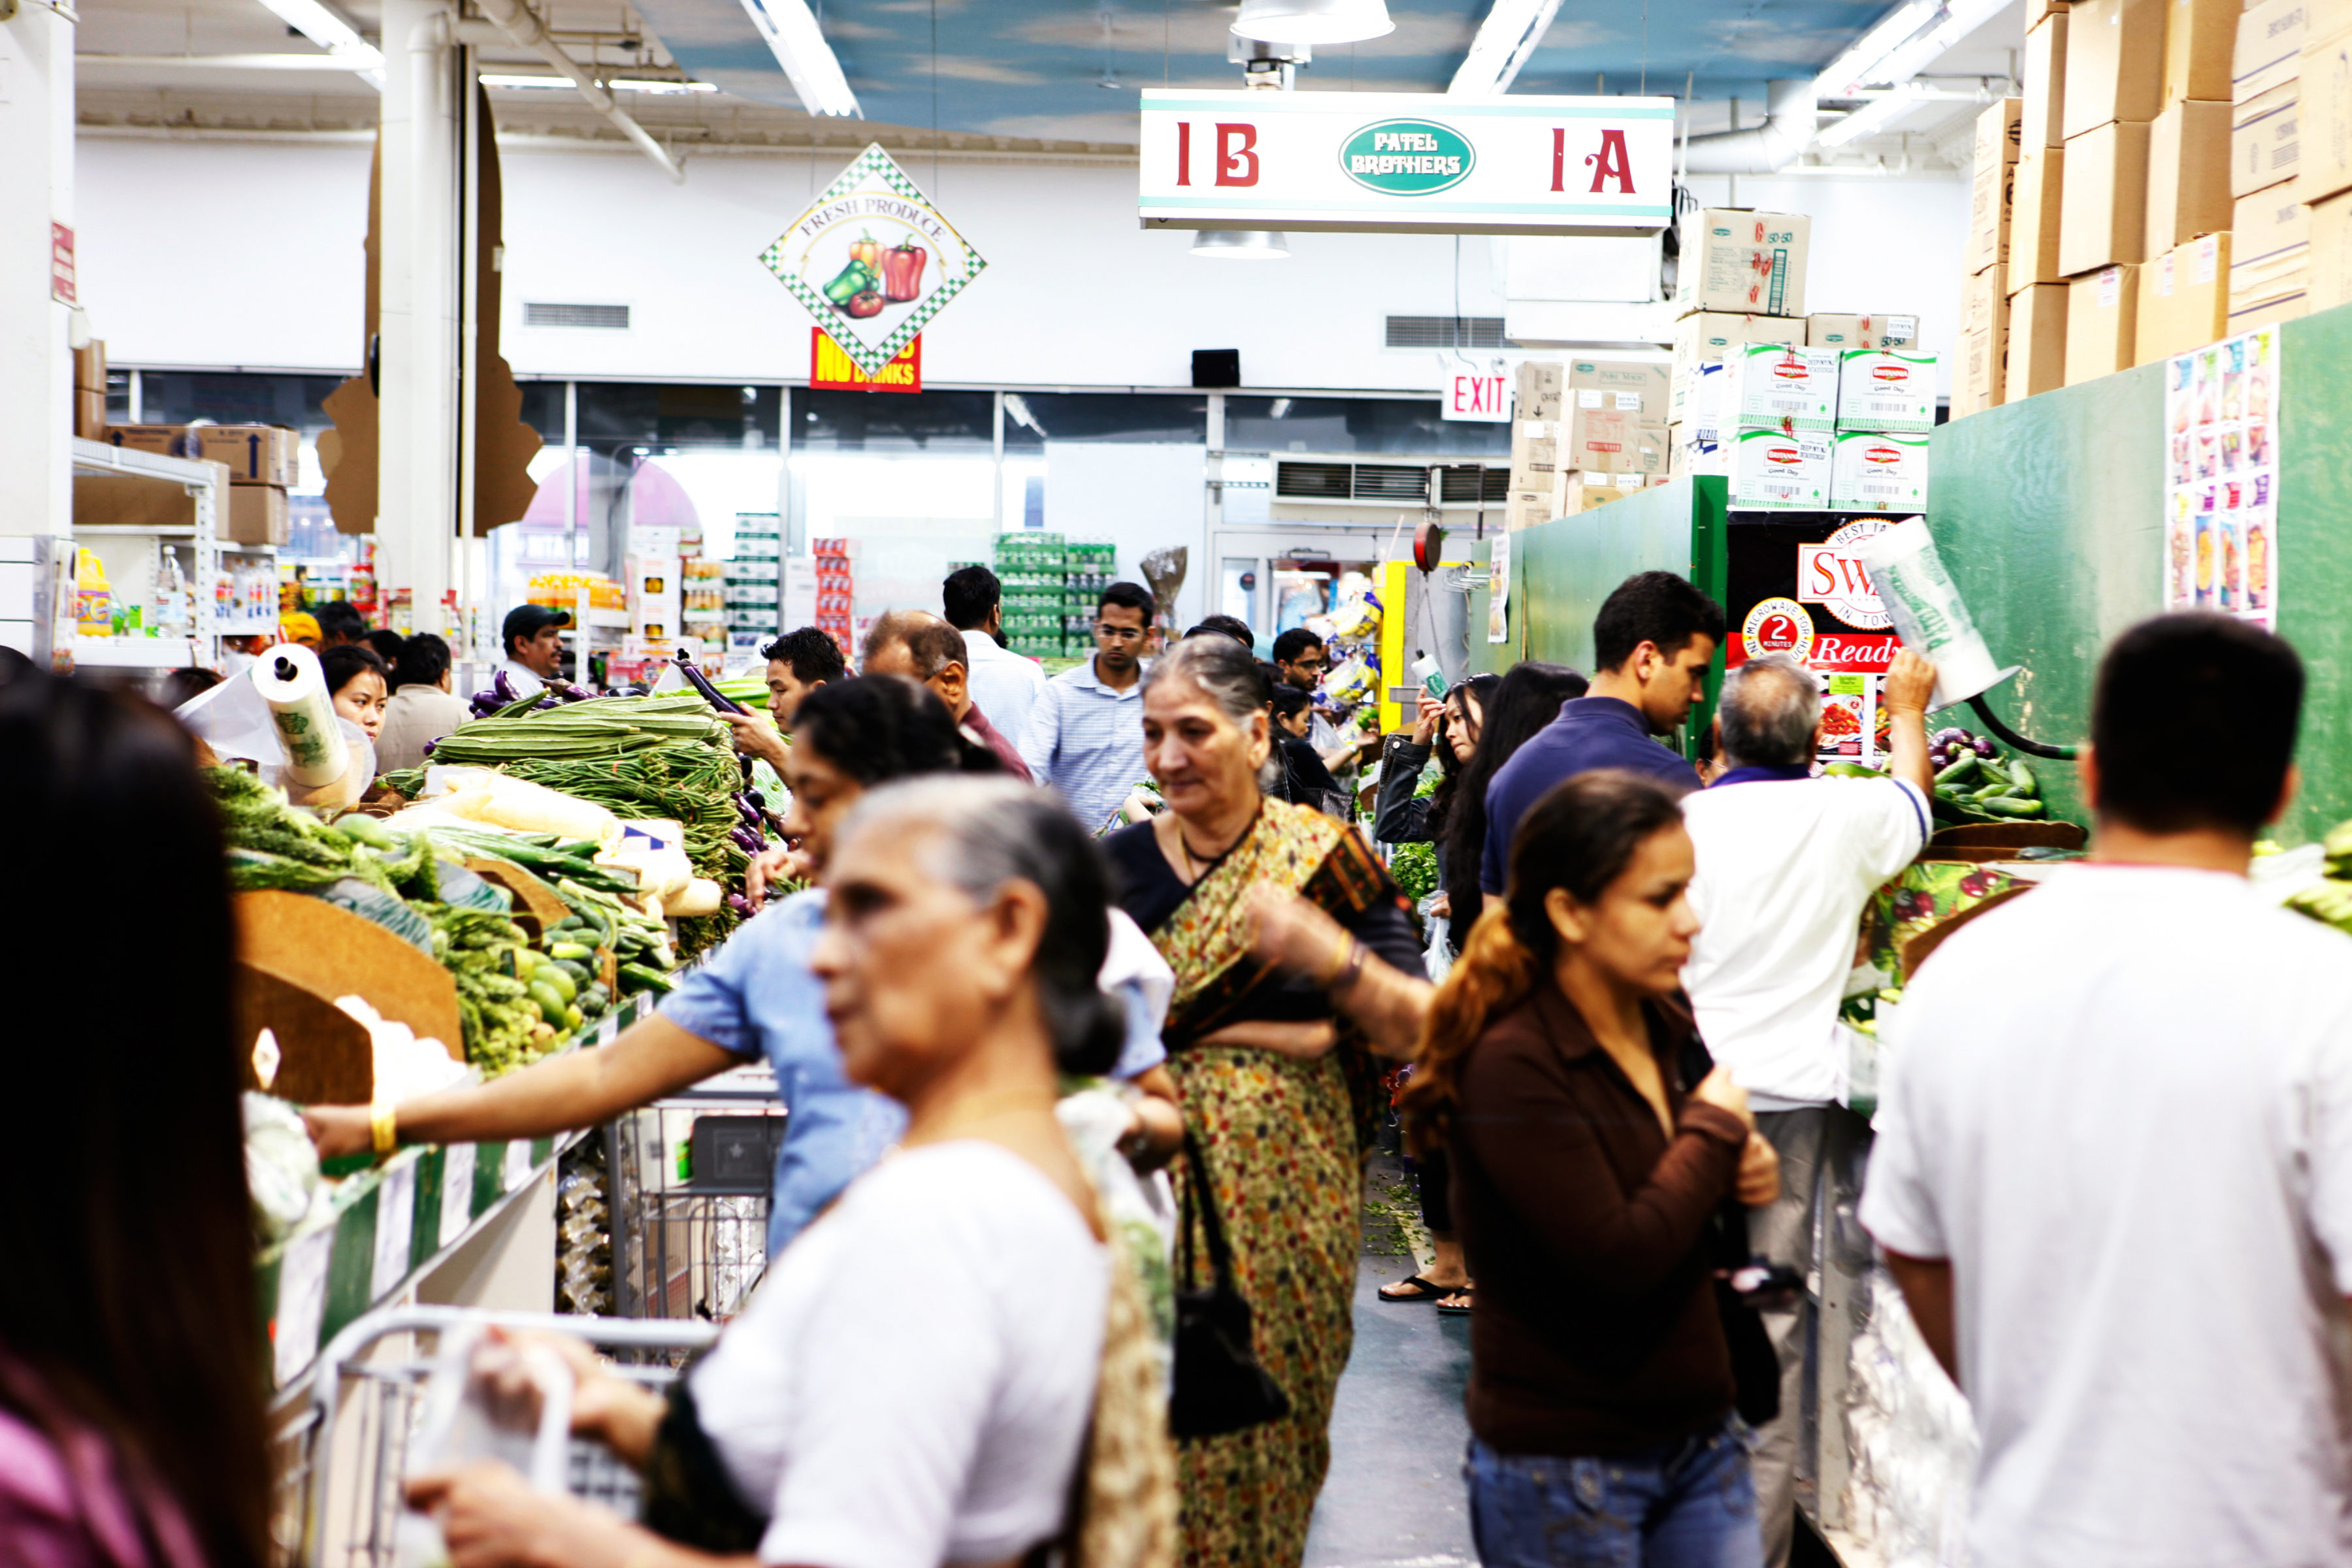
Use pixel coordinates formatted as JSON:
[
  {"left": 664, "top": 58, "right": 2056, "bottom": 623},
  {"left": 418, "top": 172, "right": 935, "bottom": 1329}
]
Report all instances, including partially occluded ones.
[{"left": 1021, "top": 655, "right": 1146, "bottom": 832}]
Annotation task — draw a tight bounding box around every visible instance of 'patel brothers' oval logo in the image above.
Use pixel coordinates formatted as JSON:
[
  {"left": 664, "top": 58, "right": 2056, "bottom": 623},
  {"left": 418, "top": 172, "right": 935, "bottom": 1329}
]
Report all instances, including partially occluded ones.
[{"left": 1338, "top": 120, "right": 1476, "bottom": 195}]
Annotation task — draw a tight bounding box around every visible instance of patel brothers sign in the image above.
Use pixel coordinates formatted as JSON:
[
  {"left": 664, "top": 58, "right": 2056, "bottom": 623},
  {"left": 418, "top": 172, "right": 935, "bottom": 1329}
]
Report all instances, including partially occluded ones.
[{"left": 1138, "top": 91, "right": 1676, "bottom": 236}]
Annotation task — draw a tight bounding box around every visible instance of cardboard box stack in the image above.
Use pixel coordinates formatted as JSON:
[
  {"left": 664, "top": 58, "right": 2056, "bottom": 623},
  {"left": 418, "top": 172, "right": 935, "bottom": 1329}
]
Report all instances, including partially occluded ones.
[
  {"left": 99, "top": 423, "right": 297, "bottom": 546},
  {"left": 1722, "top": 345, "right": 1836, "bottom": 509},
  {"left": 1667, "top": 208, "right": 1812, "bottom": 489},
  {"left": 1507, "top": 358, "right": 1669, "bottom": 527},
  {"left": 73, "top": 341, "right": 105, "bottom": 441},
  {"left": 2297, "top": 0, "right": 2352, "bottom": 314},
  {"left": 2229, "top": 0, "right": 2311, "bottom": 325},
  {"left": 810, "top": 536, "right": 856, "bottom": 653},
  {"left": 1830, "top": 349, "right": 1938, "bottom": 509},
  {"left": 1963, "top": 99, "right": 2027, "bottom": 415}
]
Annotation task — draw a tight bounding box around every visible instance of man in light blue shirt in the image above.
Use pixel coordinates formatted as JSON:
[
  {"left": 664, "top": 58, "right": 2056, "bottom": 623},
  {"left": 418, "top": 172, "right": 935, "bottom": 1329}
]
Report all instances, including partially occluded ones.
[{"left": 1021, "top": 581, "right": 1154, "bottom": 833}]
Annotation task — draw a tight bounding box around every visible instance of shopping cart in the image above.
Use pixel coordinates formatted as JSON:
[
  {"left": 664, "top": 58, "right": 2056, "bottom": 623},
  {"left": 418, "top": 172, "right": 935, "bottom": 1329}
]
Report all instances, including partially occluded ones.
[
  {"left": 606, "top": 1062, "right": 782, "bottom": 1320},
  {"left": 272, "top": 1305, "right": 718, "bottom": 1568}
]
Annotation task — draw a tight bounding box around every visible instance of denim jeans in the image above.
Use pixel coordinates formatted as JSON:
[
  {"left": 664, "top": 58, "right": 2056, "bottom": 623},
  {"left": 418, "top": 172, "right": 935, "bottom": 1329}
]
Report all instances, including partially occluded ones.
[{"left": 1465, "top": 1416, "right": 1765, "bottom": 1568}]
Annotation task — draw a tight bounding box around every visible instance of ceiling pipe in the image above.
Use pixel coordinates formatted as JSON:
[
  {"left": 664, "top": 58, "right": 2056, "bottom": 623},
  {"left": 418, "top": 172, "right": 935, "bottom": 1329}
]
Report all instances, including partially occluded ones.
[
  {"left": 470, "top": 0, "right": 685, "bottom": 183},
  {"left": 1679, "top": 78, "right": 1816, "bottom": 175}
]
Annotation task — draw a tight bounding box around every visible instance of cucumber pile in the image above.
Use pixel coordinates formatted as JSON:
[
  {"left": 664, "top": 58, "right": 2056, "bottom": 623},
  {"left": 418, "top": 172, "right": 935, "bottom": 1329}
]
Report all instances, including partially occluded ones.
[
  {"left": 2286, "top": 820, "right": 2352, "bottom": 934},
  {"left": 1927, "top": 726, "right": 2047, "bottom": 823}
]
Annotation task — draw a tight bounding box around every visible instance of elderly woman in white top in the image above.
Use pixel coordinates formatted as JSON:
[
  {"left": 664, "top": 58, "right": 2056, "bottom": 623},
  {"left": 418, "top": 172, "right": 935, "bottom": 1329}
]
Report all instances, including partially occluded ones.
[{"left": 407, "top": 777, "right": 1134, "bottom": 1568}]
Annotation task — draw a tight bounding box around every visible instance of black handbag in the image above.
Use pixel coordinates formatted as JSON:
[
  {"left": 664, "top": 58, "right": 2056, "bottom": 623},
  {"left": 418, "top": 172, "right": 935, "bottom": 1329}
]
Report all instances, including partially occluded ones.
[
  {"left": 1677, "top": 1022, "right": 1783, "bottom": 1428},
  {"left": 1169, "top": 1131, "right": 1290, "bottom": 1439}
]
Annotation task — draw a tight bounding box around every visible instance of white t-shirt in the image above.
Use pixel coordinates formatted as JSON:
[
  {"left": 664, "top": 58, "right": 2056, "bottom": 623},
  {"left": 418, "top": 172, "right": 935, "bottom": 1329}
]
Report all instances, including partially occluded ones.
[
  {"left": 1680, "top": 776, "right": 1927, "bottom": 1106},
  {"left": 962, "top": 631, "right": 1049, "bottom": 759},
  {"left": 689, "top": 1139, "right": 1107, "bottom": 1568},
  {"left": 1859, "top": 865, "right": 2352, "bottom": 1568}
]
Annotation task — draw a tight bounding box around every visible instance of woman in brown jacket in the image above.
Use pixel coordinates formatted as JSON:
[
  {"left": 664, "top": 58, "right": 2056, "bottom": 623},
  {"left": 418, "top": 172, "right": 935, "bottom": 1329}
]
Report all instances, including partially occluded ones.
[{"left": 1401, "top": 770, "right": 1780, "bottom": 1567}]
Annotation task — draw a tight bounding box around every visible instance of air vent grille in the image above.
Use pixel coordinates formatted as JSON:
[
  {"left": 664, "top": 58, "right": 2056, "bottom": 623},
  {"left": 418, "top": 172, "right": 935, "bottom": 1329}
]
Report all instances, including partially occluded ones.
[
  {"left": 1275, "top": 461, "right": 1352, "bottom": 499},
  {"left": 1384, "top": 314, "right": 1512, "bottom": 349},
  {"left": 1352, "top": 464, "right": 1432, "bottom": 501},
  {"left": 524, "top": 302, "right": 631, "bottom": 330}
]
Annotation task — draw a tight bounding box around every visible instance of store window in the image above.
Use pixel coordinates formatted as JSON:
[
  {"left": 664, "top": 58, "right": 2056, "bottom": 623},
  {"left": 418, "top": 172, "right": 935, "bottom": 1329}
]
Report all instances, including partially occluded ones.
[
  {"left": 1001, "top": 393, "right": 1207, "bottom": 447},
  {"left": 796, "top": 389, "right": 994, "bottom": 451},
  {"left": 131, "top": 368, "right": 359, "bottom": 564},
  {"left": 1224, "top": 394, "right": 1509, "bottom": 459}
]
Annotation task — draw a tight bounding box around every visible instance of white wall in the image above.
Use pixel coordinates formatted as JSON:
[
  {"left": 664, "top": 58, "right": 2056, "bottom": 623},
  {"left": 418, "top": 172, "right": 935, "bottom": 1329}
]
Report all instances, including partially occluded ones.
[{"left": 76, "top": 133, "right": 1970, "bottom": 395}]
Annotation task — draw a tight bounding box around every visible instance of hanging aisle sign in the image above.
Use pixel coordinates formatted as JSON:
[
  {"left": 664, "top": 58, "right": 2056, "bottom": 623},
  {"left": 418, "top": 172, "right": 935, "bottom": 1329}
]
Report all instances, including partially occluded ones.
[
  {"left": 761, "top": 144, "right": 987, "bottom": 379},
  {"left": 1138, "top": 91, "right": 1677, "bottom": 237}
]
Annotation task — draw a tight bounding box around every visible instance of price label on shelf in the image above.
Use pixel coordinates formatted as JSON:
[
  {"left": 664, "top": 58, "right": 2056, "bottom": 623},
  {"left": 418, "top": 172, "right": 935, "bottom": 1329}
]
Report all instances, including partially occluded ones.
[
  {"left": 272, "top": 1226, "right": 333, "bottom": 1388},
  {"left": 370, "top": 1162, "right": 417, "bottom": 1301},
  {"left": 438, "top": 1143, "right": 476, "bottom": 1249}
]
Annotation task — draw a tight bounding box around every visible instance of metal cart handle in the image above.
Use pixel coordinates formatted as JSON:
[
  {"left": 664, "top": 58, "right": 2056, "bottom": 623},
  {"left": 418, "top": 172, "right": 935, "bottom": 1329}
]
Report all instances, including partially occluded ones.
[{"left": 299, "top": 1305, "right": 722, "bottom": 1426}]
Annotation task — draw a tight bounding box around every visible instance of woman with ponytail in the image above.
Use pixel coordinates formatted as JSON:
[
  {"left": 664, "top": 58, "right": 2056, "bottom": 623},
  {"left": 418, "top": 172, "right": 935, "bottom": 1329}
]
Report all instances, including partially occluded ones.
[
  {"left": 408, "top": 779, "right": 1177, "bottom": 1568},
  {"left": 1402, "top": 771, "right": 1781, "bottom": 1568}
]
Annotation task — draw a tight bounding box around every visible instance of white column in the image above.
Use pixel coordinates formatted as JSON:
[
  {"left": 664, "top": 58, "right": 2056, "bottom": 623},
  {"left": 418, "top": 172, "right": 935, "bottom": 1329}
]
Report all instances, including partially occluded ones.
[
  {"left": 378, "top": 0, "right": 463, "bottom": 632},
  {"left": 0, "top": 0, "right": 77, "bottom": 540}
]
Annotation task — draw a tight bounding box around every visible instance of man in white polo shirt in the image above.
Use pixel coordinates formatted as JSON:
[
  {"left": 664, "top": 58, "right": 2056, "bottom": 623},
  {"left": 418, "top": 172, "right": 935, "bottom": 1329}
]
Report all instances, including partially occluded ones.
[
  {"left": 1862, "top": 614, "right": 2352, "bottom": 1568},
  {"left": 1680, "top": 644, "right": 1937, "bottom": 1567}
]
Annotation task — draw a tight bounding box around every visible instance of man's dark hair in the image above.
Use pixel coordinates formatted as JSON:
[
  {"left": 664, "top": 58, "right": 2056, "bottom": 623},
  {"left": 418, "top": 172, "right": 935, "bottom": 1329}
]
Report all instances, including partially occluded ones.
[
  {"left": 793, "top": 674, "right": 982, "bottom": 785},
  {"left": 315, "top": 600, "right": 368, "bottom": 644},
  {"left": 362, "top": 629, "right": 406, "bottom": 669},
  {"left": 1269, "top": 682, "right": 1315, "bottom": 723},
  {"left": 942, "top": 566, "right": 1002, "bottom": 630},
  {"left": 762, "top": 625, "right": 849, "bottom": 685},
  {"left": 1186, "top": 614, "right": 1256, "bottom": 649},
  {"left": 2093, "top": 613, "right": 2302, "bottom": 836},
  {"left": 1271, "top": 627, "right": 1326, "bottom": 666},
  {"left": 393, "top": 632, "right": 453, "bottom": 691},
  {"left": 501, "top": 603, "right": 570, "bottom": 659},
  {"left": 1098, "top": 581, "right": 1154, "bottom": 621},
  {"left": 1592, "top": 570, "right": 1727, "bottom": 672}
]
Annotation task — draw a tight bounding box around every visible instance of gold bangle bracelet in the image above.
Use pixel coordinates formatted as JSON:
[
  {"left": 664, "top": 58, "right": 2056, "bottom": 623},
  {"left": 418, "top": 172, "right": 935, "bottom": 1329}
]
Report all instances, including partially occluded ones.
[{"left": 370, "top": 1103, "right": 399, "bottom": 1157}]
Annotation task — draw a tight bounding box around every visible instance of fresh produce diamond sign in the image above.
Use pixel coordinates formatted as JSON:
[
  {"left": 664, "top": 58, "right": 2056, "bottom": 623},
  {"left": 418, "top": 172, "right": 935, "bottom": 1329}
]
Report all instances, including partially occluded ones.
[{"left": 760, "top": 144, "right": 985, "bottom": 378}]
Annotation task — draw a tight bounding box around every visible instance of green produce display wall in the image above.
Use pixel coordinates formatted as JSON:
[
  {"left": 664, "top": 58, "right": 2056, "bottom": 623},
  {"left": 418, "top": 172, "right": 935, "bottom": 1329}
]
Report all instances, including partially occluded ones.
[
  {"left": 1928, "top": 302, "right": 2352, "bottom": 843},
  {"left": 1469, "top": 478, "right": 1729, "bottom": 758}
]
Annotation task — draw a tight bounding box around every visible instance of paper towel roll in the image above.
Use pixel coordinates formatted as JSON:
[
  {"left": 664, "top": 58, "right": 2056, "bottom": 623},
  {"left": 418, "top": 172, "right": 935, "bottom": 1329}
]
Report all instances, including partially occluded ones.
[
  {"left": 1855, "top": 518, "right": 2015, "bottom": 710},
  {"left": 251, "top": 645, "right": 351, "bottom": 787}
]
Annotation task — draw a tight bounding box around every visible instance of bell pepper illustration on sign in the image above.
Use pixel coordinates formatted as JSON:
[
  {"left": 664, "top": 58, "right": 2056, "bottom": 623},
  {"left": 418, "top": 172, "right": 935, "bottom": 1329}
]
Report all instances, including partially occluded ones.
[
  {"left": 883, "top": 240, "right": 927, "bottom": 302},
  {"left": 760, "top": 144, "right": 988, "bottom": 379}
]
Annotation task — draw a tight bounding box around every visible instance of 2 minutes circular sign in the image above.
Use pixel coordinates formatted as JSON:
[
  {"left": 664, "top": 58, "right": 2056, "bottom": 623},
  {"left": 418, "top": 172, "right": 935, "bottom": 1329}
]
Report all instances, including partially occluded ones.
[
  {"left": 1338, "top": 120, "right": 1477, "bottom": 196},
  {"left": 1742, "top": 596, "right": 1815, "bottom": 662}
]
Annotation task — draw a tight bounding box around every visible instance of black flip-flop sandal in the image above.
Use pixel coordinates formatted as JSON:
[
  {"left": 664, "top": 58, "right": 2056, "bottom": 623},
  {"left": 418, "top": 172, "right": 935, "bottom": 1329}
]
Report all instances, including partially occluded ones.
[
  {"left": 1378, "top": 1273, "right": 1452, "bottom": 1303},
  {"left": 1436, "top": 1285, "right": 1475, "bottom": 1316}
]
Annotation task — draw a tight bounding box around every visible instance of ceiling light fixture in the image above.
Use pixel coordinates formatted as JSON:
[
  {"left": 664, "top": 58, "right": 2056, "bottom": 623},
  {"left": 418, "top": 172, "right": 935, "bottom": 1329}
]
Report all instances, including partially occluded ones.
[
  {"left": 610, "top": 76, "right": 718, "bottom": 93},
  {"left": 480, "top": 72, "right": 572, "bottom": 88},
  {"left": 250, "top": 0, "right": 383, "bottom": 80},
  {"left": 1191, "top": 230, "right": 1293, "bottom": 259},
  {"left": 1231, "top": 0, "right": 1394, "bottom": 46},
  {"left": 737, "top": 0, "right": 860, "bottom": 117},
  {"left": 1446, "top": 0, "right": 1563, "bottom": 95}
]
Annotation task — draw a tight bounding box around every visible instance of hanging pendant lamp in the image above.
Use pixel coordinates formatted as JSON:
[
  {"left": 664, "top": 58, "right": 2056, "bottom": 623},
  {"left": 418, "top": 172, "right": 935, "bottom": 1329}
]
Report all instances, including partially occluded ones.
[{"left": 1230, "top": 0, "right": 1394, "bottom": 44}]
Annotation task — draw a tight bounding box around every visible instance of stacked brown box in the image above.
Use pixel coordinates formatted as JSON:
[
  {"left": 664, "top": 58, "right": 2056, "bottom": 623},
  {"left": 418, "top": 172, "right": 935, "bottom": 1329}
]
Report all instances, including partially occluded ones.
[
  {"left": 2146, "top": 100, "right": 2234, "bottom": 255},
  {"left": 1507, "top": 361, "right": 1669, "bottom": 527},
  {"left": 2066, "top": 264, "right": 2143, "bottom": 381},
  {"left": 2301, "top": 20, "right": 2352, "bottom": 204},
  {"left": 2008, "top": 285, "right": 2073, "bottom": 399},
  {"left": 1972, "top": 100, "right": 2025, "bottom": 274},
  {"left": 71, "top": 341, "right": 105, "bottom": 442},
  {"left": 2060, "top": 120, "right": 2155, "bottom": 274},
  {"left": 2230, "top": 184, "right": 2311, "bottom": 326},
  {"left": 2307, "top": 189, "right": 2352, "bottom": 312},
  {"left": 2136, "top": 233, "right": 2232, "bottom": 361},
  {"left": 104, "top": 423, "right": 297, "bottom": 546}
]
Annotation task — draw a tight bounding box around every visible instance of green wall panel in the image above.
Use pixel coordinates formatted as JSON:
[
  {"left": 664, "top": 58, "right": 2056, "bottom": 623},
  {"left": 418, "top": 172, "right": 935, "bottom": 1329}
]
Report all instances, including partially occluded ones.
[
  {"left": 1924, "top": 364, "right": 2164, "bottom": 828},
  {"left": 2275, "top": 306, "right": 2352, "bottom": 843},
  {"left": 1931, "top": 304, "right": 2352, "bottom": 843}
]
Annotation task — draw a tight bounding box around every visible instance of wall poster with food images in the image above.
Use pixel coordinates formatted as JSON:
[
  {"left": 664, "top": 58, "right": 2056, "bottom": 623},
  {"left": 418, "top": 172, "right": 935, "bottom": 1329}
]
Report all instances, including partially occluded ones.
[
  {"left": 760, "top": 144, "right": 988, "bottom": 378},
  {"left": 1725, "top": 514, "right": 1910, "bottom": 768},
  {"left": 2164, "top": 326, "right": 2279, "bottom": 629}
]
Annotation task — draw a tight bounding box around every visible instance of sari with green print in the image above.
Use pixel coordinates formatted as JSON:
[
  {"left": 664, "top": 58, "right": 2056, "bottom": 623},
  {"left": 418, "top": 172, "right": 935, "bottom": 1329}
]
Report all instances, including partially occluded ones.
[{"left": 1107, "top": 798, "right": 1424, "bottom": 1568}]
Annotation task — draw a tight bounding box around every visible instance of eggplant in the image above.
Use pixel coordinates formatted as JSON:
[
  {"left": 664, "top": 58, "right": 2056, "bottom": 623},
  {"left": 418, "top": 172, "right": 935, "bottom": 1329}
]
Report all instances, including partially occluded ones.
[
  {"left": 727, "top": 892, "right": 754, "bottom": 917},
  {"left": 730, "top": 825, "right": 765, "bottom": 855},
  {"left": 1972, "top": 735, "right": 1997, "bottom": 759},
  {"left": 674, "top": 653, "right": 749, "bottom": 715}
]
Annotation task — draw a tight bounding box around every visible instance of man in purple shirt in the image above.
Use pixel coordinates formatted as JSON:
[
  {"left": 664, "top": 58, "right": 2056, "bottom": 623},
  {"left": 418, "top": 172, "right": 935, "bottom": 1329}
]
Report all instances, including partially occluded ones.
[
  {"left": 860, "top": 610, "right": 1034, "bottom": 781},
  {"left": 1479, "top": 570, "right": 1725, "bottom": 900}
]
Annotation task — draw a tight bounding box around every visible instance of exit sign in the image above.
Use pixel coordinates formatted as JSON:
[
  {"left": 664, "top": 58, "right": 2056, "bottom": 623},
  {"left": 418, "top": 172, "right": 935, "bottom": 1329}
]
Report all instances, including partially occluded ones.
[{"left": 1443, "top": 370, "right": 1512, "bottom": 422}]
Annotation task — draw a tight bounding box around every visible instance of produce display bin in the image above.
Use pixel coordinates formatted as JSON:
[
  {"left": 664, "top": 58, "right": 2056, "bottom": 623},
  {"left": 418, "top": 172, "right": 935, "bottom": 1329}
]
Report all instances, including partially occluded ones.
[{"left": 273, "top": 1305, "right": 717, "bottom": 1568}]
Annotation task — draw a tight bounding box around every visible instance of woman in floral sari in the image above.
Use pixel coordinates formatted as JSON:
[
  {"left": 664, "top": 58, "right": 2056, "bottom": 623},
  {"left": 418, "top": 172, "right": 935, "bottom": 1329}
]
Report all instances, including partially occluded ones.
[{"left": 1102, "top": 635, "right": 1434, "bottom": 1568}]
